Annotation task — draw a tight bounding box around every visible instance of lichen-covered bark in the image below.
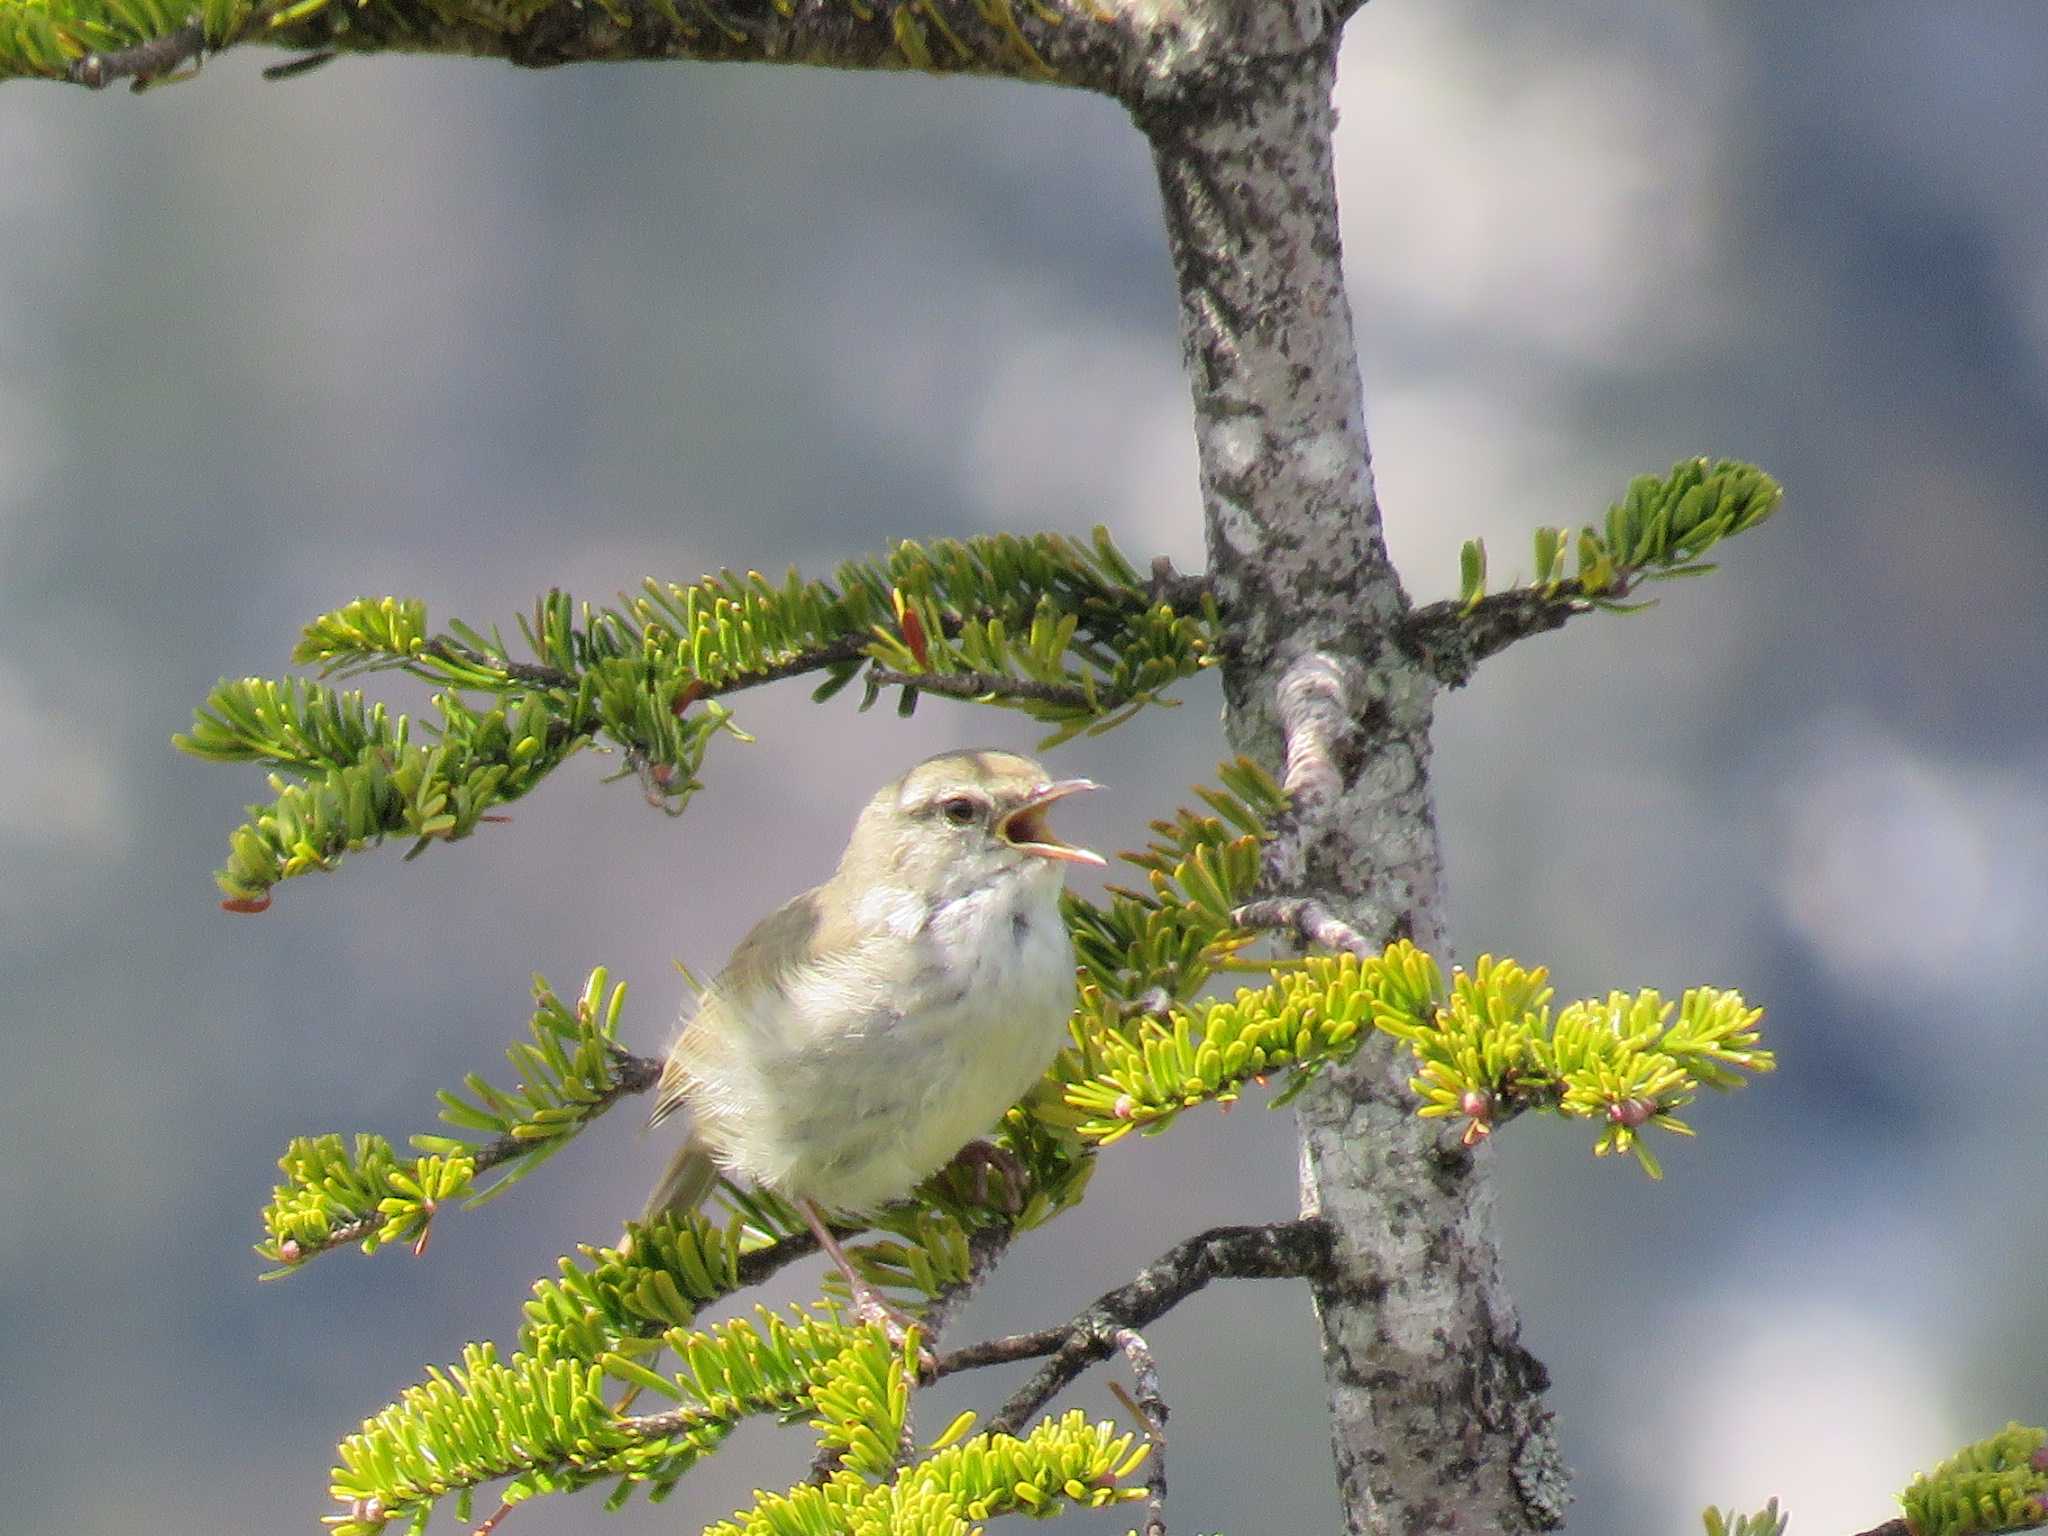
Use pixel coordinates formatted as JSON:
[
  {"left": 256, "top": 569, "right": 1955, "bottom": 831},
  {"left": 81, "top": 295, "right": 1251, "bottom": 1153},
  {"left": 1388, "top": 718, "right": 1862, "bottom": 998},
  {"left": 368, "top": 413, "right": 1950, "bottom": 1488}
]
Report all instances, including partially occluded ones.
[
  {"left": 271, "top": 0, "right": 1129, "bottom": 84},
  {"left": 37, "top": 0, "right": 1179, "bottom": 93},
  {"left": 1140, "top": 13, "right": 1566, "bottom": 1532}
]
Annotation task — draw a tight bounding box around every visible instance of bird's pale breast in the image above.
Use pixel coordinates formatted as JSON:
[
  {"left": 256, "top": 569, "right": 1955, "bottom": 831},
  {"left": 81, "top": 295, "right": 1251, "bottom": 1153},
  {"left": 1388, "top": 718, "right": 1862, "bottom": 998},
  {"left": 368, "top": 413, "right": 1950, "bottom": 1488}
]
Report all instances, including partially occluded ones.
[{"left": 680, "top": 866, "right": 1075, "bottom": 1212}]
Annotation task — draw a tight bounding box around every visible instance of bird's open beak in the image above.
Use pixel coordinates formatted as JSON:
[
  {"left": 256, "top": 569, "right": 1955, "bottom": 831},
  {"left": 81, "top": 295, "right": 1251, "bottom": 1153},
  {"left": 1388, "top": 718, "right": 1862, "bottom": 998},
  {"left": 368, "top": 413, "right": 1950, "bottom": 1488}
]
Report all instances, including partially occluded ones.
[{"left": 1000, "top": 779, "right": 1105, "bottom": 866}]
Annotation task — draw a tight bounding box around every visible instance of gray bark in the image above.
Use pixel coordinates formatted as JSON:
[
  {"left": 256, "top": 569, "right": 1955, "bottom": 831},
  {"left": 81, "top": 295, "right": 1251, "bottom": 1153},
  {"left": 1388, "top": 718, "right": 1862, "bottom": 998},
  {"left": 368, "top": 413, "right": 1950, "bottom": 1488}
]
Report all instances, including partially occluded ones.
[{"left": 1139, "top": 8, "right": 1567, "bottom": 1532}]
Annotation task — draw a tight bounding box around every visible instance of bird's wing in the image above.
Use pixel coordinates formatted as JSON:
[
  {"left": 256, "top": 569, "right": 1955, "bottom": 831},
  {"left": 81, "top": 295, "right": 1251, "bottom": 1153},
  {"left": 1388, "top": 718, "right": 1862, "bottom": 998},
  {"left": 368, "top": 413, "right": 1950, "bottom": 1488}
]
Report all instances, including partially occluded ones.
[
  {"left": 641, "top": 1137, "right": 719, "bottom": 1224},
  {"left": 647, "top": 885, "right": 839, "bottom": 1128}
]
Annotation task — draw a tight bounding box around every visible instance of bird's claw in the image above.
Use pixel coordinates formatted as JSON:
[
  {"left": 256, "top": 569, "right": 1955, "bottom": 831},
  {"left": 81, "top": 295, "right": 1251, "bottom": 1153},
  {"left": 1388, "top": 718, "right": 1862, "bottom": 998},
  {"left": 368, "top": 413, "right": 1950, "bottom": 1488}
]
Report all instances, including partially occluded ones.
[
  {"left": 948, "top": 1138, "right": 1030, "bottom": 1214},
  {"left": 851, "top": 1286, "right": 937, "bottom": 1377}
]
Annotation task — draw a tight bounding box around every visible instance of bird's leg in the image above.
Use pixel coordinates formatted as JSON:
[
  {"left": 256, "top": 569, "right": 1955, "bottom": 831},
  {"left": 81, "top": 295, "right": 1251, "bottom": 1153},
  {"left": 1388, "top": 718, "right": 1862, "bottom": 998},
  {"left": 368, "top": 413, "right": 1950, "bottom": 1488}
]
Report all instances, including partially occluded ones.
[
  {"left": 797, "top": 1198, "right": 926, "bottom": 1343},
  {"left": 947, "top": 1139, "right": 1030, "bottom": 1214}
]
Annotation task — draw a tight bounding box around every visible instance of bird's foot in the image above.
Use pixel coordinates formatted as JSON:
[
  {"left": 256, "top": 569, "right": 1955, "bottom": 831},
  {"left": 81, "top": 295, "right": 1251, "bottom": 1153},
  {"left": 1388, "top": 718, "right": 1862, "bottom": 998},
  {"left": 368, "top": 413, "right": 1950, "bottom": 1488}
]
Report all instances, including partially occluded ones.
[
  {"left": 797, "top": 1195, "right": 936, "bottom": 1375},
  {"left": 849, "top": 1283, "right": 936, "bottom": 1376},
  {"left": 948, "top": 1138, "right": 1030, "bottom": 1214}
]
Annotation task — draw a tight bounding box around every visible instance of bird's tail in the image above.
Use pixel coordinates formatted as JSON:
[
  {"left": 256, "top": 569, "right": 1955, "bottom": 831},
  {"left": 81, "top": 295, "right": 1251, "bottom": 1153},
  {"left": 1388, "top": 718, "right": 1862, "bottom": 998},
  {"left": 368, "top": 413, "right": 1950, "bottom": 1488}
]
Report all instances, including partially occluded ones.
[{"left": 642, "top": 1138, "right": 720, "bottom": 1226}]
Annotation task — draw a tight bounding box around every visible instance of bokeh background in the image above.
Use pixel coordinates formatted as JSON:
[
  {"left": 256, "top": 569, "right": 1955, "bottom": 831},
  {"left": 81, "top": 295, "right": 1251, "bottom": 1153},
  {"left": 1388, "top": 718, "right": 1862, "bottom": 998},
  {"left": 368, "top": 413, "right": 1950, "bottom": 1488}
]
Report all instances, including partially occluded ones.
[{"left": 6, "top": 2, "right": 2048, "bottom": 1531}]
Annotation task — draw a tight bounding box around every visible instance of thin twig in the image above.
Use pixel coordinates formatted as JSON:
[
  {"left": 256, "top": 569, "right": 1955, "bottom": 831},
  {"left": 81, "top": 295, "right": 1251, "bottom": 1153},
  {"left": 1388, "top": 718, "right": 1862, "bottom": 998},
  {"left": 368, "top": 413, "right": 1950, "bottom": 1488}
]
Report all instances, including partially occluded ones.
[
  {"left": 806, "top": 1222, "right": 1017, "bottom": 1486},
  {"left": 1233, "top": 896, "right": 1376, "bottom": 959},
  {"left": 424, "top": 639, "right": 578, "bottom": 690},
  {"left": 868, "top": 666, "right": 1106, "bottom": 710},
  {"left": 925, "top": 1220, "right": 1337, "bottom": 1435},
  {"left": 1118, "top": 986, "right": 1176, "bottom": 1022},
  {"left": 68, "top": 17, "right": 205, "bottom": 88},
  {"left": 918, "top": 1221, "right": 1018, "bottom": 1342},
  {"left": 1399, "top": 573, "right": 1643, "bottom": 689},
  {"left": 1147, "top": 556, "right": 1212, "bottom": 612},
  {"left": 1111, "top": 1328, "right": 1168, "bottom": 1536},
  {"left": 283, "top": 1048, "right": 663, "bottom": 1264},
  {"left": 424, "top": 633, "right": 872, "bottom": 700},
  {"left": 715, "top": 635, "right": 871, "bottom": 695},
  {"left": 261, "top": 48, "right": 335, "bottom": 78},
  {"left": 581, "top": 1223, "right": 1330, "bottom": 1504}
]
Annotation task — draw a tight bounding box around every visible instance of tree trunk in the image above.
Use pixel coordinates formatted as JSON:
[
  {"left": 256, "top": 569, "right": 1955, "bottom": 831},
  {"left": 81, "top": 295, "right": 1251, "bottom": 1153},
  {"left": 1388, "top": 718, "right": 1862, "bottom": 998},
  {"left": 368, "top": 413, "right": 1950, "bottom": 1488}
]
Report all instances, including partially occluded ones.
[{"left": 1141, "top": 15, "right": 1568, "bottom": 1533}]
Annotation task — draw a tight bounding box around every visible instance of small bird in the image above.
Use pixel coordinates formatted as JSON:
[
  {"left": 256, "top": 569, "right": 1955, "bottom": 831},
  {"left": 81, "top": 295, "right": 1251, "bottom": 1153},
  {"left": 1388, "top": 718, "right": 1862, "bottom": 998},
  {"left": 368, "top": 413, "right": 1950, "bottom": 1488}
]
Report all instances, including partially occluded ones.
[{"left": 645, "top": 749, "right": 1102, "bottom": 1329}]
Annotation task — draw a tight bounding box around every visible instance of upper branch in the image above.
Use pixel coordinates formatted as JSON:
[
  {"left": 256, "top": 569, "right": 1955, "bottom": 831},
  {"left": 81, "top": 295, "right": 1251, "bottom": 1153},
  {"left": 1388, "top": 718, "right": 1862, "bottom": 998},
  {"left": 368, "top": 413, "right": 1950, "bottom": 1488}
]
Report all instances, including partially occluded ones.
[
  {"left": 181, "top": 528, "right": 1215, "bottom": 906},
  {"left": 17, "top": 0, "right": 1214, "bottom": 94},
  {"left": 65, "top": 18, "right": 205, "bottom": 86},
  {"left": 277, "top": 0, "right": 1141, "bottom": 84},
  {"left": 868, "top": 665, "right": 1100, "bottom": 709}
]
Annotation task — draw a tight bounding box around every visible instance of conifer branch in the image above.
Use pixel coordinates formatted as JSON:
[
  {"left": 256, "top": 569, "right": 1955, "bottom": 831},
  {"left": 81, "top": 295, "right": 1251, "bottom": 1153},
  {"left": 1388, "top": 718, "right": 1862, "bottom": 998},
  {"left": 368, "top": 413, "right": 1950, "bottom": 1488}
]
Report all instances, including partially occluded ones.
[
  {"left": 182, "top": 529, "right": 1218, "bottom": 906},
  {"left": 1232, "top": 895, "right": 1375, "bottom": 958},
  {"left": 420, "top": 639, "right": 577, "bottom": 691},
  {"left": 273, "top": 767, "right": 1775, "bottom": 1531},
  {"left": 9, "top": 0, "right": 1160, "bottom": 89},
  {"left": 937, "top": 1219, "right": 1335, "bottom": 1436},
  {"left": 67, "top": 15, "right": 204, "bottom": 86},
  {"left": 423, "top": 632, "right": 879, "bottom": 703},
  {"left": 1110, "top": 1328, "right": 1169, "bottom": 1536},
  {"left": 287, "top": 1047, "right": 663, "bottom": 1264},
  {"left": 703, "top": 1409, "right": 1148, "bottom": 1536},
  {"left": 920, "top": 1220, "right": 1016, "bottom": 1334},
  {"left": 1402, "top": 458, "right": 1783, "bottom": 689},
  {"left": 1400, "top": 586, "right": 1583, "bottom": 683},
  {"left": 1147, "top": 556, "right": 1211, "bottom": 613},
  {"left": 1894, "top": 1422, "right": 2048, "bottom": 1536},
  {"left": 868, "top": 666, "right": 1101, "bottom": 709},
  {"left": 1710, "top": 1419, "right": 2048, "bottom": 1536},
  {"left": 1703, "top": 1500, "right": 1789, "bottom": 1536},
  {"left": 262, "top": 971, "right": 665, "bottom": 1269}
]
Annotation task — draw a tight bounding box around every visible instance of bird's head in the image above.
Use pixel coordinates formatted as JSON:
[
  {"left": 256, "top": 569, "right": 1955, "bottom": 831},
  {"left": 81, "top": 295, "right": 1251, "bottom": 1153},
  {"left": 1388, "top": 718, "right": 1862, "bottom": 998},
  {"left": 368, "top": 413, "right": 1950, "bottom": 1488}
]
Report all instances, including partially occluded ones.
[{"left": 839, "top": 749, "right": 1103, "bottom": 902}]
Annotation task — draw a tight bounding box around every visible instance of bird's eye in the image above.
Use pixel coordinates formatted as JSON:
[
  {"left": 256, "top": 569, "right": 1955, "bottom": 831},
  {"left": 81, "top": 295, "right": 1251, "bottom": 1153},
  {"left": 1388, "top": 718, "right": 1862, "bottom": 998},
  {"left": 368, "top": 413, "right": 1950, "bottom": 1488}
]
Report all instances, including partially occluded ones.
[{"left": 940, "top": 796, "right": 981, "bottom": 826}]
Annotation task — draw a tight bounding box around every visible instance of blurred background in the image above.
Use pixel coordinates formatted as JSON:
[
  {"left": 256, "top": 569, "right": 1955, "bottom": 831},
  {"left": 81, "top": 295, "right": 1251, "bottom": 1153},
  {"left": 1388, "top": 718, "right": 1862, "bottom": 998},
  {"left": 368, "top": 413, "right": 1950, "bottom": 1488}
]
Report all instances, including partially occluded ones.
[{"left": 5, "top": 1, "right": 2047, "bottom": 1531}]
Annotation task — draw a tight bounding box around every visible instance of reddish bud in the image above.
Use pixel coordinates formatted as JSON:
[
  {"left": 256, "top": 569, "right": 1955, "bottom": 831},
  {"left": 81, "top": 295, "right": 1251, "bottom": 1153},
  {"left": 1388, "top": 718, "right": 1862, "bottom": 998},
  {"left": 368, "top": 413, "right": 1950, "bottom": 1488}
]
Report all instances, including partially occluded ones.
[
  {"left": 1460, "top": 1089, "right": 1493, "bottom": 1121},
  {"left": 1607, "top": 1098, "right": 1655, "bottom": 1128},
  {"left": 278, "top": 1238, "right": 302, "bottom": 1263},
  {"left": 2032, "top": 1445, "right": 2048, "bottom": 1471},
  {"left": 899, "top": 604, "right": 931, "bottom": 668},
  {"left": 1112, "top": 1094, "right": 1136, "bottom": 1120},
  {"left": 220, "top": 892, "right": 272, "bottom": 914}
]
